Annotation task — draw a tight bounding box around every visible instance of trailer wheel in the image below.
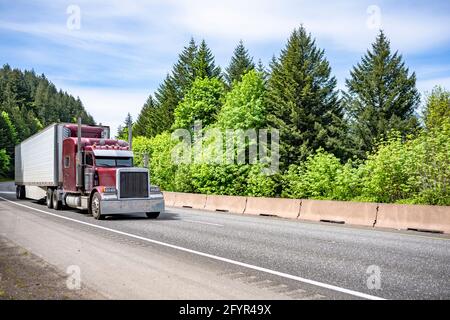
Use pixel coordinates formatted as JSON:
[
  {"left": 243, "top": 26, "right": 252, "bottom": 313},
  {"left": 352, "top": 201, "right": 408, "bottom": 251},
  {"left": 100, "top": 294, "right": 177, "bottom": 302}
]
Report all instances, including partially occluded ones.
[
  {"left": 146, "top": 212, "right": 160, "bottom": 219},
  {"left": 91, "top": 192, "right": 104, "bottom": 220},
  {"left": 52, "top": 190, "right": 62, "bottom": 210},
  {"left": 16, "top": 185, "right": 25, "bottom": 200},
  {"left": 46, "top": 188, "right": 54, "bottom": 209}
]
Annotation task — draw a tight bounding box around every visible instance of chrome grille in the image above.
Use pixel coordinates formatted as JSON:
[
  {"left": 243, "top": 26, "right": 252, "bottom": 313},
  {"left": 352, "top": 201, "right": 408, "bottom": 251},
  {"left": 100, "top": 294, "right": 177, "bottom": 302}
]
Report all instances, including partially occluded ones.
[{"left": 119, "top": 171, "right": 149, "bottom": 199}]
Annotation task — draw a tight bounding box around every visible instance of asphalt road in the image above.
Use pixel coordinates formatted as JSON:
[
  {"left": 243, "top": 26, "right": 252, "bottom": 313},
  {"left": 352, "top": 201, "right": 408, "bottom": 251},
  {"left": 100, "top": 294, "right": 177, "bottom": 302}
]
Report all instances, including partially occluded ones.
[{"left": 0, "top": 182, "right": 449, "bottom": 300}]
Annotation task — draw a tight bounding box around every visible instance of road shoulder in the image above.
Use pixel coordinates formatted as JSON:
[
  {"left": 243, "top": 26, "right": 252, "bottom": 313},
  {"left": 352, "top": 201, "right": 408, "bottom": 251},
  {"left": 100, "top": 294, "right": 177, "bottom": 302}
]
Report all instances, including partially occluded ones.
[{"left": 0, "top": 236, "right": 103, "bottom": 300}]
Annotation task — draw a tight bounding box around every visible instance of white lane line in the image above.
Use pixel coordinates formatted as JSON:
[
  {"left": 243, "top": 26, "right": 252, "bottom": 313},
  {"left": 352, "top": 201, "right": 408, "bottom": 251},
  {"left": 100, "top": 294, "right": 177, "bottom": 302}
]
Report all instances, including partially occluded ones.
[
  {"left": 0, "top": 196, "right": 385, "bottom": 300},
  {"left": 183, "top": 219, "right": 224, "bottom": 227},
  {"left": 0, "top": 191, "right": 15, "bottom": 194}
]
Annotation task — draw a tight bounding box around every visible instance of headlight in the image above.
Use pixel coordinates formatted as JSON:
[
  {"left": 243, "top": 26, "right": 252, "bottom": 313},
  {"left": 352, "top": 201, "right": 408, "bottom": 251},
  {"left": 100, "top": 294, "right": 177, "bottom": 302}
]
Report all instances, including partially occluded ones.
[
  {"left": 103, "top": 187, "right": 117, "bottom": 193},
  {"left": 150, "top": 186, "right": 161, "bottom": 193}
]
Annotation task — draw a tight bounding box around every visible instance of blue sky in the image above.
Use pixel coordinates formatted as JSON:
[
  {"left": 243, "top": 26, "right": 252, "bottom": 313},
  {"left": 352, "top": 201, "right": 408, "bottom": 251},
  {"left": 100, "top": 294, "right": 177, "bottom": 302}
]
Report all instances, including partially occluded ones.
[{"left": 1, "top": 0, "right": 450, "bottom": 135}]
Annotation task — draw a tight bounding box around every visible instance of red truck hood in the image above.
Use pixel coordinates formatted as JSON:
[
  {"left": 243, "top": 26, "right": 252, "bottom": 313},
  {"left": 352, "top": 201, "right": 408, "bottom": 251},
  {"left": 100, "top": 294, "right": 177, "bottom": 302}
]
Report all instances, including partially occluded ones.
[{"left": 96, "top": 167, "right": 116, "bottom": 187}]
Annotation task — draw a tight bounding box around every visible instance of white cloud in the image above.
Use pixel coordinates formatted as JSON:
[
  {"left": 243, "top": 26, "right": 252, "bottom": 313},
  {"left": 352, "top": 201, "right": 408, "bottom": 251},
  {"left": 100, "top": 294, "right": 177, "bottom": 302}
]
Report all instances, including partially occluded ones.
[
  {"left": 168, "top": 0, "right": 450, "bottom": 53},
  {"left": 417, "top": 77, "right": 450, "bottom": 93}
]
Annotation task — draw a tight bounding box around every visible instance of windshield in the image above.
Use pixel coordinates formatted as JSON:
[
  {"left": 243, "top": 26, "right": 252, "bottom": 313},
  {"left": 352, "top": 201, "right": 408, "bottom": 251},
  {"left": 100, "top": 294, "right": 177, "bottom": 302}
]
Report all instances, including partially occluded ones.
[{"left": 95, "top": 157, "right": 133, "bottom": 168}]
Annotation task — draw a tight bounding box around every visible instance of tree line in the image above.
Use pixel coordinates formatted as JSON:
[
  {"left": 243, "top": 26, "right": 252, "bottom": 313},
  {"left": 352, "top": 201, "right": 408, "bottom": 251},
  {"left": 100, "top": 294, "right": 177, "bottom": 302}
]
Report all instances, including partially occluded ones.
[
  {"left": 0, "top": 65, "right": 94, "bottom": 177},
  {"left": 124, "top": 27, "right": 449, "bottom": 205}
]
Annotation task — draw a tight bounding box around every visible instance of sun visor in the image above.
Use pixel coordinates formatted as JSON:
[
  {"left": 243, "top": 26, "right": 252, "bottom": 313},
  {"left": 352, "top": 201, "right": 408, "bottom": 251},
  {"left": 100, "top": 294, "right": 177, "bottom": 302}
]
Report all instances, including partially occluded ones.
[{"left": 93, "top": 150, "right": 133, "bottom": 157}]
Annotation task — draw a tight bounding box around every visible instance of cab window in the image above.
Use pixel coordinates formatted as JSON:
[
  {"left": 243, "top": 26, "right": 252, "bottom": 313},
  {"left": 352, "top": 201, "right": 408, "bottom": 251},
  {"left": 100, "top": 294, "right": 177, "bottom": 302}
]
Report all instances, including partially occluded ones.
[
  {"left": 64, "top": 156, "right": 70, "bottom": 168},
  {"left": 85, "top": 153, "right": 94, "bottom": 166}
]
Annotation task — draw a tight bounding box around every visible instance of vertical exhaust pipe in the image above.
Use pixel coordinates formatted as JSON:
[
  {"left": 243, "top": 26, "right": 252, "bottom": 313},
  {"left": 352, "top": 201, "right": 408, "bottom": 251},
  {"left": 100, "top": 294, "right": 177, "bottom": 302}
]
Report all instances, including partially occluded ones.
[
  {"left": 76, "top": 117, "right": 83, "bottom": 188},
  {"left": 128, "top": 120, "right": 132, "bottom": 150}
]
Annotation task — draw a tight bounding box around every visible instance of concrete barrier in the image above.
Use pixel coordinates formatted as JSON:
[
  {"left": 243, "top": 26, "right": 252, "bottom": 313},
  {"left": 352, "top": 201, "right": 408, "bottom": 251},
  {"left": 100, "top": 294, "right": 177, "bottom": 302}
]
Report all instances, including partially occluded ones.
[
  {"left": 204, "top": 195, "right": 247, "bottom": 214},
  {"left": 300, "top": 199, "right": 378, "bottom": 227},
  {"left": 244, "top": 197, "right": 300, "bottom": 219},
  {"left": 162, "top": 191, "right": 177, "bottom": 207},
  {"left": 376, "top": 203, "right": 450, "bottom": 234},
  {"left": 173, "top": 192, "right": 207, "bottom": 210},
  {"left": 163, "top": 191, "right": 450, "bottom": 233}
]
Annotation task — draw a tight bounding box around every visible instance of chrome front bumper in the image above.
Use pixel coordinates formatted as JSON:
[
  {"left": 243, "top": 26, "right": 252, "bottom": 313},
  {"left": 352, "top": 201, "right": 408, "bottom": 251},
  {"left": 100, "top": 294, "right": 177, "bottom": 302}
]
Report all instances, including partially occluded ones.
[{"left": 100, "top": 193, "right": 165, "bottom": 215}]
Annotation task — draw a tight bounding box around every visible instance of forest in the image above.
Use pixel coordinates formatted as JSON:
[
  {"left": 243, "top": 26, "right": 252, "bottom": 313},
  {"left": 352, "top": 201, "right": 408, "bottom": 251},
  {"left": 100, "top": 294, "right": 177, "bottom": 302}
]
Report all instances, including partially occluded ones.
[{"left": 0, "top": 65, "right": 94, "bottom": 178}]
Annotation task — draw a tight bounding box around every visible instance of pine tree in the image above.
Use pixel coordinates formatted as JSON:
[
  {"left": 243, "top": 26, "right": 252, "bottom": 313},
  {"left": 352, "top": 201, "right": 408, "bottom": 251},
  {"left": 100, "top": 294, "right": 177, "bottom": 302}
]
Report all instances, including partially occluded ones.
[
  {"left": 117, "top": 113, "right": 133, "bottom": 140},
  {"left": 134, "top": 95, "right": 162, "bottom": 138},
  {"left": 266, "top": 26, "right": 346, "bottom": 169},
  {"left": 154, "top": 74, "right": 179, "bottom": 133},
  {"left": 225, "top": 40, "right": 255, "bottom": 86},
  {"left": 256, "top": 59, "right": 268, "bottom": 83},
  {"left": 344, "top": 31, "right": 420, "bottom": 157},
  {"left": 194, "top": 40, "right": 222, "bottom": 79},
  {"left": 172, "top": 38, "right": 198, "bottom": 99}
]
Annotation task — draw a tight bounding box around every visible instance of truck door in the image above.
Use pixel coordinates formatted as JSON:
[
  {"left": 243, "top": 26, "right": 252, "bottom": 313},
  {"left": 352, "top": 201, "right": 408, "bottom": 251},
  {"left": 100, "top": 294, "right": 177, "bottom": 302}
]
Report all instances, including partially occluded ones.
[
  {"left": 84, "top": 152, "right": 94, "bottom": 193},
  {"left": 62, "top": 139, "right": 77, "bottom": 191}
]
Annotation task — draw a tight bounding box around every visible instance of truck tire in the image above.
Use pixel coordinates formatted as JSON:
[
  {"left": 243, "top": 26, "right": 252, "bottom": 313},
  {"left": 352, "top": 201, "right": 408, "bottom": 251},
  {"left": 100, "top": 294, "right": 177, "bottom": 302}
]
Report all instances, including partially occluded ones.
[
  {"left": 52, "top": 190, "right": 62, "bottom": 210},
  {"left": 146, "top": 212, "right": 160, "bottom": 219},
  {"left": 46, "top": 188, "right": 54, "bottom": 209},
  {"left": 90, "top": 192, "right": 104, "bottom": 220},
  {"left": 16, "top": 185, "right": 25, "bottom": 200}
]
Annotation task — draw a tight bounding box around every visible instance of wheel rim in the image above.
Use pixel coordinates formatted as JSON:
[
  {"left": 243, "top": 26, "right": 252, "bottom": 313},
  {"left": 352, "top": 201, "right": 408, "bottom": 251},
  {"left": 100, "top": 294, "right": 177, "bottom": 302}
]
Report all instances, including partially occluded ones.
[{"left": 92, "top": 196, "right": 100, "bottom": 216}]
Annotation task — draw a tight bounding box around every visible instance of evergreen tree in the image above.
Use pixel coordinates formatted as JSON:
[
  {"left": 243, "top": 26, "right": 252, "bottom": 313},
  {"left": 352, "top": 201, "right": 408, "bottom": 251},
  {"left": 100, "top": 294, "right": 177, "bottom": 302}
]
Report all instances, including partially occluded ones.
[
  {"left": 141, "top": 39, "right": 222, "bottom": 135},
  {"left": 344, "top": 31, "right": 420, "bottom": 157},
  {"left": 256, "top": 59, "right": 269, "bottom": 83},
  {"left": 225, "top": 40, "right": 255, "bottom": 87},
  {"left": 117, "top": 113, "right": 133, "bottom": 140},
  {"left": 266, "top": 26, "right": 346, "bottom": 169},
  {"left": 154, "top": 74, "right": 179, "bottom": 133},
  {"left": 172, "top": 38, "right": 198, "bottom": 99},
  {"left": 194, "top": 40, "right": 222, "bottom": 79},
  {"left": 134, "top": 95, "right": 163, "bottom": 138}
]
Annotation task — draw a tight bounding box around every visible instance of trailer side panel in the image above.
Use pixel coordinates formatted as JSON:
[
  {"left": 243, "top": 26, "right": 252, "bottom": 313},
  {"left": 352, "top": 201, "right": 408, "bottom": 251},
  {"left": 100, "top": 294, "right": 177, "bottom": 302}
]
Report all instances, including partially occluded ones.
[{"left": 15, "top": 124, "right": 58, "bottom": 186}]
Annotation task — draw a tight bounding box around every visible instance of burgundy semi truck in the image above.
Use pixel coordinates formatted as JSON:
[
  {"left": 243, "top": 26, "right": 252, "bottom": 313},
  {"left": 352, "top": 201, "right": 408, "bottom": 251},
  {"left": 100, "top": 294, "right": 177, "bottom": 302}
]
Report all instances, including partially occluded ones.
[{"left": 14, "top": 119, "right": 164, "bottom": 220}]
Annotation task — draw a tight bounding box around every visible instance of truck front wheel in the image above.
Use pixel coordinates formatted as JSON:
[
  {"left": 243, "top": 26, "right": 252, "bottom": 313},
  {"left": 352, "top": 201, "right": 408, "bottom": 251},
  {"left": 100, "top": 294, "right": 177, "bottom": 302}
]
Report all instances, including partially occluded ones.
[
  {"left": 146, "top": 212, "right": 160, "bottom": 219},
  {"left": 46, "top": 188, "right": 54, "bottom": 209},
  {"left": 90, "top": 192, "right": 104, "bottom": 220},
  {"left": 16, "top": 185, "right": 25, "bottom": 200}
]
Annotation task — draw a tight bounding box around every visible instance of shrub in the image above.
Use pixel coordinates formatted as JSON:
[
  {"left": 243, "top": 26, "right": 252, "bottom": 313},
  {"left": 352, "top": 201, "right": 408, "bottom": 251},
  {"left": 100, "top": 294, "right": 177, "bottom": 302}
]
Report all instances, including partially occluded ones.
[
  {"left": 0, "top": 149, "right": 10, "bottom": 177},
  {"left": 133, "top": 133, "right": 177, "bottom": 191}
]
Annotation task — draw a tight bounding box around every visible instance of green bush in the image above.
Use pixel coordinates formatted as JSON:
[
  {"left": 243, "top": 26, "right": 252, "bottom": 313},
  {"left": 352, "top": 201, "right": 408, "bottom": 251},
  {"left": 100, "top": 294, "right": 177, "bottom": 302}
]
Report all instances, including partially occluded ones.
[
  {"left": 0, "top": 149, "right": 10, "bottom": 177},
  {"left": 133, "top": 133, "right": 177, "bottom": 191},
  {"left": 282, "top": 149, "right": 343, "bottom": 199},
  {"left": 359, "top": 133, "right": 421, "bottom": 203},
  {"left": 245, "top": 164, "right": 279, "bottom": 197},
  {"left": 217, "top": 70, "right": 266, "bottom": 130},
  {"left": 173, "top": 77, "right": 225, "bottom": 129},
  {"left": 359, "top": 125, "right": 450, "bottom": 205}
]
